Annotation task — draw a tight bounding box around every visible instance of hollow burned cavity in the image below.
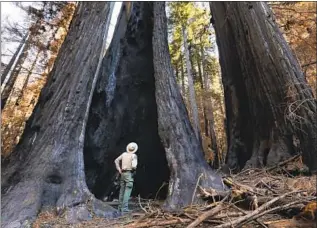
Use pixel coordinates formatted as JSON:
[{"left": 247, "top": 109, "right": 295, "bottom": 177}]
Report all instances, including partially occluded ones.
[{"left": 83, "top": 2, "right": 170, "bottom": 201}]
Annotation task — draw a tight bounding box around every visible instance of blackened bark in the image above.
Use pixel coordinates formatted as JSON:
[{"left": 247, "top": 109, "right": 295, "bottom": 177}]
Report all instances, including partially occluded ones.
[
  {"left": 84, "top": 2, "right": 170, "bottom": 201},
  {"left": 209, "top": 3, "right": 253, "bottom": 171},
  {"left": 153, "top": 2, "right": 226, "bottom": 211},
  {"left": 210, "top": 2, "right": 317, "bottom": 172},
  {"left": 1, "top": 3, "right": 115, "bottom": 227}
]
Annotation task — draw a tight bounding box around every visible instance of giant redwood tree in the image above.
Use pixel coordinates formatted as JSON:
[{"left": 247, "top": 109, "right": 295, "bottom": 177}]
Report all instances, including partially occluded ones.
[
  {"left": 153, "top": 2, "right": 225, "bottom": 210},
  {"left": 84, "top": 2, "right": 170, "bottom": 201},
  {"left": 85, "top": 1, "right": 225, "bottom": 210},
  {"left": 2, "top": 2, "right": 226, "bottom": 227},
  {"left": 210, "top": 2, "right": 317, "bottom": 172},
  {"left": 1, "top": 3, "right": 115, "bottom": 227}
]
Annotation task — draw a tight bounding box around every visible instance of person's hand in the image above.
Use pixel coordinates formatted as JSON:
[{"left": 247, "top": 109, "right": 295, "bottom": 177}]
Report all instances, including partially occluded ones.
[
  {"left": 131, "top": 169, "right": 136, "bottom": 177},
  {"left": 118, "top": 169, "right": 122, "bottom": 174}
]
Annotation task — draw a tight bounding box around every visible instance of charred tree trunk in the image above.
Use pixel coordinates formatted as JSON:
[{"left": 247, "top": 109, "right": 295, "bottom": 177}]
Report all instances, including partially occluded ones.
[
  {"left": 209, "top": 3, "right": 252, "bottom": 171},
  {"left": 1, "top": 3, "right": 115, "bottom": 227},
  {"left": 1, "top": 32, "right": 28, "bottom": 85},
  {"left": 182, "top": 26, "right": 201, "bottom": 141},
  {"left": 153, "top": 2, "right": 226, "bottom": 211},
  {"left": 84, "top": 2, "right": 169, "bottom": 201},
  {"left": 1, "top": 33, "right": 30, "bottom": 110},
  {"left": 210, "top": 2, "right": 317, "bottom": 172}
]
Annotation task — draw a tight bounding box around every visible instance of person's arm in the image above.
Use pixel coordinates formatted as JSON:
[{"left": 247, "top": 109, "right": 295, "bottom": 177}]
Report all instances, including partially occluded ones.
[
  {"left": 131, "top": 154, "right": 138, "bottom": 170},
  {"left": 114, "top": 154, "right": 123, "bottom": 173}
]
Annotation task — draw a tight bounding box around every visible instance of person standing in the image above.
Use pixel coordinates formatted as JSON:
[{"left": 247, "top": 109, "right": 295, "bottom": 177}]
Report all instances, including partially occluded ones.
[{"left": 114, "top": 142, "right": 138, "bottom": 213}]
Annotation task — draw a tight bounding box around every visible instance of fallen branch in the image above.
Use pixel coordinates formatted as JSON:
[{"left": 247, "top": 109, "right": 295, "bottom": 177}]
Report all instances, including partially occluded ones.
[
  {"left": 238, "top": 199, "right": 310, "bottom": 228},
  {"left": 250, "top": 197, "right": 316, "bottom": 221},
  {"left": 154, "top": 182, "right": 168, "bottom": 200},
  {"left": 264, "top": 218, "right": 317, "bottom": 228},
  {"left": 198, "top": 186, "right": 230, "bottom": 200},
  {"left": 191, "top": 173, "right": 204, "bottom": 206},
  {"left": 133, "top": 212, "right": 155, "bottom": 226},
  {"left": 212, "top": 191, "right": 301, "bottom": 228},
  {"left": 186, "top": 194, "right": 230, "bottom": 228},
  {"left": 267, "top": 155, "right": 301, "bottom": 172},
  {"left": 250, "top": 155, "right": 301, "bottom": 178},
  {"left": 224, "top": 177, "right": 267, "bottom": 196},
  {"left": 138, "top": 195, "right": 148, "bottom": 213},
  {"left": 230, "top": 203, "right": 267, "bottom": 228},
  {"left": 258, "top": 180, "right": 279, "bottom": 194},
  {"left": 302, "top": 61, "right": 316, "bottom": 68},
  {"left": 183, "top": 212, "right": 196, "bottom": 220},
  {"left": 213, "top": 212, "right": 244, "bottom": 219},
  {"left": 124, "top": 218, "right": 191, "bottom": 228}
]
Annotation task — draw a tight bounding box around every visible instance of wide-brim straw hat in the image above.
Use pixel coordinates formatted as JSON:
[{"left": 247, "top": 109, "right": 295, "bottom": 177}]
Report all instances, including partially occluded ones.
[{"left": 126, "top": 142, "right": 138, "bottom": 153}]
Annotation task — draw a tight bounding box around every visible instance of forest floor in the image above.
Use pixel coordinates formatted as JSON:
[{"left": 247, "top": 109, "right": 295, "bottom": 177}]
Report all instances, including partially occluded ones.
[{"left": 33, "top": 156, "right": 316, "bottom": 228}]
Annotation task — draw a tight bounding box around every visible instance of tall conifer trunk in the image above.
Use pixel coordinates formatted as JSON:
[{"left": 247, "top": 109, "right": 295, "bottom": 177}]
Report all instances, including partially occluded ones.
[
  {"left": 210, "top": 2, "right": 317, "bottom": 172},
  {"left": 182, "top": 26, "right": 201, "bottom": 141},
  {"left": 180, "top": 54, "right": 186, "bottom": 99},
  {"left": 1, "top": 33, "right": 28, "bottom": 86},
  {"left": 197, "top": 55, "right": 209, "bottom": 137},
  {"left": 153, "top": 2, "right": 226, "bottom": 211},
  {"left": 1, "top": 33, "right": 30, "bottom": 110},
  {"left": 200, "top": 46, "right": 219, "bottom": 168},
  {"left": 1, "top": 3, "right": 115, "bottom": 227}
]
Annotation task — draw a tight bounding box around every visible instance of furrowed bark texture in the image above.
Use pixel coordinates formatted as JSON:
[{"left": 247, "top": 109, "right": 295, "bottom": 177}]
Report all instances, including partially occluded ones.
[
  {"left": 209, "top": 3, "right": 253, "bottom": 170},
  {"left": 210, "top": 2, "right": 317, "bottom": 172},
  {"left": 84, "top": 2, "right": 170, "bottom": 200},
  {"left": 1, "top": 3, "right": 115, "bottom": 227},
  {"left": 153, "top": 2, "right": 226, "bottom": 211}
]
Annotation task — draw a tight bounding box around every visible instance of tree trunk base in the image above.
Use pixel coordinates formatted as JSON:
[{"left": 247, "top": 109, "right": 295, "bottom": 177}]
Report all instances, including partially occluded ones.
[
  {"left": 244, "top": 135, "right": 294, "bottom": 170},
  {"left": 152, "top": 2, "right": 227, "bottom": 212},
  {"left": 60, "top": 198, "right": 118, "bottom": 224},
  {"left": 162, "top": 162, "right": 227, "bottom": 211},
  {"left": 210, "top": 2, "right": 317, "bottom": 173},
  {"left": 2, "top": 182, "right": 118, "bottom": 228}
]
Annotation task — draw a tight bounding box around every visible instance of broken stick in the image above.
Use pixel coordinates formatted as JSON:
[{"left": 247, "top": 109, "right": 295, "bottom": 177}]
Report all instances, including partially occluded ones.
[
  {"left": 124, "top": 218, "right": 191, "bottom": 228},
  {"left": 213, "top": 190, "right": 302, "bottom": 228},
  {"left": 186, "top": 194, "right": 230, "bottom": 228}
]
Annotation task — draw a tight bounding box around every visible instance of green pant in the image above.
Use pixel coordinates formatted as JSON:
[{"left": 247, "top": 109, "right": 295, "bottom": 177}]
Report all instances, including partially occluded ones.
[{"left": 118, "top": 171, "right": 134, "bottom": 212}]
